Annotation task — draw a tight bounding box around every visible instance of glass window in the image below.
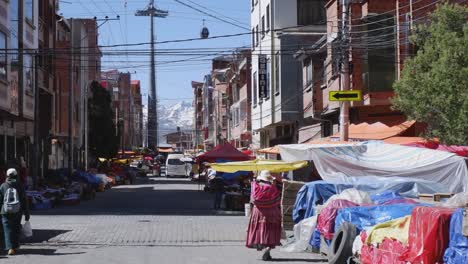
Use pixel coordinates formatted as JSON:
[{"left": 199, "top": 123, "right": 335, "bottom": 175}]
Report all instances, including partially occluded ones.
[
  {"left": 297, "top": 0, "right": 326, "bottom": 26},
  {"left": 10, "top": 0, "right": 19, "bottom": 62},
  {"left": 25, "top": 0, "right": 34, "bottom": 22},
  {"left": 24, "top": 54, "right": 33, "bottom": 93},
  {"left": 0, "top": 32, "right": 7, "bottom": 80},
  {"left": 168, "top": 159, "right": 184, "bottom": 165},
  {"left": 261, "top": 16, "right": 265, "bottom": 38},
  {"left": 253, "top": 71, "right": 257, "bottom": 105},
  {"left": 266, "top": 5, "right": 270, "bottom": 30},
  {"left": 274, "top": 52, "right": 280, "bottom": 94},
  {"left": 255, "top": 25, "right": 259, "bottom": 46},
  {"left": 306, "top": 59, "right": 313, "bottom": 86},
  {"left": 252, "top": 28, "right": 255, "bottom": 48}
]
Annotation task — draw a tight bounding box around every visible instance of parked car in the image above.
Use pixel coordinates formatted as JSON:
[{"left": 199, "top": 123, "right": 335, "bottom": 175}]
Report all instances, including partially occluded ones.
[{"left": 165, "top": 154, "right": 186, "bottom": 177}]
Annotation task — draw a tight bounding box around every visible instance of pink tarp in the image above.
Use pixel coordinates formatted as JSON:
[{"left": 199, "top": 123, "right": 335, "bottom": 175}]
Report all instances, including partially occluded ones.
[
  {"left": 317, "top": 199, "right": 358, "bottom": 240},
  {"left": 403, "top": 142, "right": 468, "bottom": 157}
]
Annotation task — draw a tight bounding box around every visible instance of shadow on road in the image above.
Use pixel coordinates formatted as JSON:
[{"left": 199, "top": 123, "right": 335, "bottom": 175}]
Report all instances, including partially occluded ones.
[
  {"left": 16, "top": 248, "right": 85, "bottom": 256},
  {"left": 31, "top": 178, "right": 241, "bottom": 216},
  {"left": 22, "top": 229, "right": 71, "bottom": 243},
  {"left": 270, "top": 258, "right": 327, "bottom": 263}
]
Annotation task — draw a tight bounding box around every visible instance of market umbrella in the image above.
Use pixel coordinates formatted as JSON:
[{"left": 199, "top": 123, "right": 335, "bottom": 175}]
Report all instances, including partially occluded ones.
[{"left": 208, "top": 159, "right": 308, "bottom": 173}]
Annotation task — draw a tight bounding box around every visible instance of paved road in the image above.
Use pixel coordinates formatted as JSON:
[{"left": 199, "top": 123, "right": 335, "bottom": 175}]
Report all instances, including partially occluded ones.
[{"left": 1, "top": 177, "right": 326, "bottom": 264}]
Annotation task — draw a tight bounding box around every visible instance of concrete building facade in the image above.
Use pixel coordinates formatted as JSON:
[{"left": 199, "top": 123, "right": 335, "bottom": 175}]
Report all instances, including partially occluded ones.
[{"left": 250, "top": 0, "right": 327, "bottom": 149}]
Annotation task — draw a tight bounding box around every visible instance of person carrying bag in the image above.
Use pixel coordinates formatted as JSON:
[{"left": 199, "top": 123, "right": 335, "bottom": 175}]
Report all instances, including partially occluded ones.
[{"left": 0, "top": 168, "right": 30, "bottom": 255}]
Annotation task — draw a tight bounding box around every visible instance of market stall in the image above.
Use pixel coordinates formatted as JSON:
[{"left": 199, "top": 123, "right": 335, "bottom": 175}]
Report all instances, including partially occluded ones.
[{"left": 208, "top": 159, "right": 309, "bottom": 212}]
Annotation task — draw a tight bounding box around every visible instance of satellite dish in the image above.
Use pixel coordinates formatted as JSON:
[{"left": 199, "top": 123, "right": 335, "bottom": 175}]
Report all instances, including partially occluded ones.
[{"left": 200, "top": 19, "right": 209, "bottom": 39}]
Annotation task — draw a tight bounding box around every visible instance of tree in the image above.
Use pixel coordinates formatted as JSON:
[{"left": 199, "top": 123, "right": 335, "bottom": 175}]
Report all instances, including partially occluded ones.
[
  {"left": 393, "top": 3, "right": 468, "bottom": 145},
  {"left": 88, "top": 81, "right": 119, "bottom": 159}
]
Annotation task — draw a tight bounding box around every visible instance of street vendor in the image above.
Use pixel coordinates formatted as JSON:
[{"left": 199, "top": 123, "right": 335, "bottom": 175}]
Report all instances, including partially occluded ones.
[
  {"left": 208, "top": 169, "right": 225, "bottom": 210},
  {"left": 246, "top": 170, "right": 283, "bottom": 261}
]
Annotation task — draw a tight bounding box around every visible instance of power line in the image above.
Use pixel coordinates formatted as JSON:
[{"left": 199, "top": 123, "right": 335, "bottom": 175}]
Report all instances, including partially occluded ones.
[{"left": 173, "top": 0, "right": 250, "bottom": 31}]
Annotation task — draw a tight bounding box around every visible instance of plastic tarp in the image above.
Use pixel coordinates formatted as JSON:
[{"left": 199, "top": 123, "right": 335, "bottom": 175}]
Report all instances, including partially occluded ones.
[
  {"left": 196, "top": 143, "right": 251, "bottom": 163},
  {"left": 322, "top": 189, "right": 372, "bottom": 209},
  {"left": 443, "top": 192, "right": 468, "bottom": 208},
  {"left": 443, "top": 209, "right": 468, "bottom": 264},
  {"left": 293, "top": 181, "right": 337, "bottom": 223},
  {"left": 293, "top": 179, "right": 447, "bottom": 223},
  {"left": 208, "top": 159, "right": 308, "bottom": 173},
  {"left": 400, "top": 206, "right": 455, "bottom": 264},
  {"left": 317, "top": 199, "right": 358, "bottom": 240},
  {"left": 279, "top": 142, "right": 468, "bottom": 193},
  {"left": 211, "top": 159, "right": 250, "bottom": 181},
  {"left": 281, "top": 216, "right": 317, "bottom": 253},
  {"left": 334, "top": 204, "right": 420, "bottom": 233},
  {"left": 365, "top": 216, "right": 412, "bottom": 245},
  {"left": 361, "top": 237, "right": 407, "bottom": 264}
]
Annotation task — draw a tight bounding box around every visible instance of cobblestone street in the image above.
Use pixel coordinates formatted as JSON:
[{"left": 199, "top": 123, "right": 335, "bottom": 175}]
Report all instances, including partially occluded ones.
[{"left": 2, "top": 177, "right": 326, "bottom": 263}]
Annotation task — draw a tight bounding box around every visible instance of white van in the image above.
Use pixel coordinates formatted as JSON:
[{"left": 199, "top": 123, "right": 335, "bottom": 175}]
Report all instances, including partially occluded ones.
[{"left": 165, "top": 154, "right": 186, "bottom": 177}]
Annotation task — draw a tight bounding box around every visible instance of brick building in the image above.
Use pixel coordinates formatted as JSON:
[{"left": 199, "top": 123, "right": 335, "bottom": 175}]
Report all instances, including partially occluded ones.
[
  {"left": 292, "top": 0, "right": 463, "bottom": 141},
  {"left": 101, "top": 70, "right": 134, "bottom": 151},
  {"left": 225, "top": 49, "right": 253, "bottom": 148},
  {"left": 191, "top": 81, "right": 203, "bottom": 150},
  {"left": 131, "top": 80, "right": 143, "bottom": 148}
]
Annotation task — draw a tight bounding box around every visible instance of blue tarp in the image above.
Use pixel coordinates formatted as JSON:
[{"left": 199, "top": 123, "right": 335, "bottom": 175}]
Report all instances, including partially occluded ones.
[
  {"left": 334, "top": 204, "right": 422, "bottom": 233},
  {"left": 444, "top": 208, "right": 468, "bottom": 264},
  {"left": 293, "top": 177, "right": 449, "bottom": 223},
  {"left": 293, "top": 181, "right": 339, "bottom": 223},
  {"left": 371, "top": 191, "right": 403, "bottom": 204},
  {"left": 72, "top": 171, "right": 101, "bottom": 186}
]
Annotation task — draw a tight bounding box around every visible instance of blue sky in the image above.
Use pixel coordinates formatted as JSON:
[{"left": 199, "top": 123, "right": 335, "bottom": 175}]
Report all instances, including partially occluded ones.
[{"left": 60, "top": 0, "right": 251, "bottom": 106}]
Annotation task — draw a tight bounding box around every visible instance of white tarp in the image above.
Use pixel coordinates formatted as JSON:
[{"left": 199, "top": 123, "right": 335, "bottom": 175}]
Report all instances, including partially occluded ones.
[{"left": 279, "top": 142, "right": 468, "bottom": 193}]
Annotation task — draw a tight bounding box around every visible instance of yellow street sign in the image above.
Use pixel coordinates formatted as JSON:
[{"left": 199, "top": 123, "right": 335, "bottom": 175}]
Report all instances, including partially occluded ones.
[{"left": 329, "top": 91, "right": 362, "bottom": 101}]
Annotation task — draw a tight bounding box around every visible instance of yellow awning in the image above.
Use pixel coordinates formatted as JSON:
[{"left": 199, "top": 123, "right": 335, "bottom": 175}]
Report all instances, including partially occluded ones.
[{"left": 208, "top": 159, "right": 308, "bottom": 173}]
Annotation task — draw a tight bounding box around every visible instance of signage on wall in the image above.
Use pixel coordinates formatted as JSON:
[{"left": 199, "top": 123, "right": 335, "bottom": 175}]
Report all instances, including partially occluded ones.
[{"left": 258, "top": 54, "right": 268, "bottom": 98}]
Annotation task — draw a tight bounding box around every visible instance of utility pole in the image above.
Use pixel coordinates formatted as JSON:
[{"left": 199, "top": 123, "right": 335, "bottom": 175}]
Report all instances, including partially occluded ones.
[
  {"left": 68, "top": 18, "right": 74, "bottom": 178},
  {"left": 340, "top": 0, "right": 350, "bottom": 142},
  {"left": 136, "top": 1, "right": 168, "bottom": 151},
  {"left": 33, "top": 52, "right": 39, "bottom": 186}
]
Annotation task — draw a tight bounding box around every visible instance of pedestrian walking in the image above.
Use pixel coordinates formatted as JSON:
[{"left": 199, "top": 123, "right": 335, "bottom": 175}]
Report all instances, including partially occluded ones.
[
  {"left": 246, "top": 170, "right": 282, "bottom": 261},
  {"left": 0, "top": 168, "right": 30, "bottom": 255},
  {"left": 208, "top": 170, "right": 225, "bottom": 210}
]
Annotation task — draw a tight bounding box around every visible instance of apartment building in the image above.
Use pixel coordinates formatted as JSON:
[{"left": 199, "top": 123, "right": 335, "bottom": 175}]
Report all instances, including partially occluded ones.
[{"left": 250, "top": 0, "right": 326, "bottom": 149}]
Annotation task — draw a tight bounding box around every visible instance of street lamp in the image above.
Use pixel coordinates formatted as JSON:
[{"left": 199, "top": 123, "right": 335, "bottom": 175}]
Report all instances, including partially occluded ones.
[{"left": 135, "top": 1, "right": 168, "bottom": 151}]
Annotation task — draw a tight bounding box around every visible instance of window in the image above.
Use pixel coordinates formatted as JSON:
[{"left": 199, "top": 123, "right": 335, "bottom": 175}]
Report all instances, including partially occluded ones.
[
  {"left": 25, "top": 0, "right": 34, "bottom": 22},
  {"left": 253, "top": 71, "right": 258, "bottom": 105},
  {"left": 274, "top": 52, "right": 280, "bottom": 94},
  {"left": 261, "top": 16, "right": 265, "bottom": 38},
  {"left": 252, "top": 28, "right": 255, "bottom": 48},
  {"left": 331, "top": 39, "right": 340, "bottom": 77},
  {"left": 321, "top": 61, "right": 326, "bottom": 86},
  {"left": 284, "top": 125, "right": 291, "bottom": 136},
  {"left": 297, "top": 0, "right": 326, "bottom": 25},
  {"left": 266, "top": 58, "right": 271, "bottom": 99},
  {"left": 168, "top": 159, "right": 184, "bottom": 165},
  {"left": 305, "top": 59, "right": 313, "bottom": 87},
  {"left": 276, "top": 126, "right": 283, "bottom": 137},
  {"left": 266, "top": 5, "right": 270, "bottom": 31},
  {"left": 255, "top": 25, "right": 259, "bottom": 47},
  {"left": 10, "top": 0, "right": 19, "bottom": 62},
  {"left": 24, "top": 54, "right": 33, "bottom": 93},
  {"left": 0, "top": 32, "right": 6, "bottom": 80}
]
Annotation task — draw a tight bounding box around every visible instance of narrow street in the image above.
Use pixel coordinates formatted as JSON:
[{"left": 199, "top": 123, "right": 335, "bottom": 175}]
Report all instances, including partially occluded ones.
[{"left": 4, "top": 177, "right": 326, "bottom": 264}]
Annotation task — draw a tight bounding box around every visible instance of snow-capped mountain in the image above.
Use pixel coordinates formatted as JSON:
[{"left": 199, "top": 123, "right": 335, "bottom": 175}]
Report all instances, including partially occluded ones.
[{"left": 158, "top": 101, "right": 194, "bottom": 133}]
